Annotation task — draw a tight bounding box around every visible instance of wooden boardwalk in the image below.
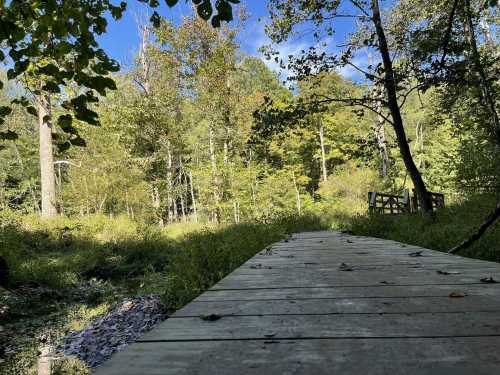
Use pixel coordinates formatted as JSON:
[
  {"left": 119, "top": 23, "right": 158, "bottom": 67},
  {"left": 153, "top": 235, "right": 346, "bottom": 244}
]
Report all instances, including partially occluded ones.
[{"left": 96, "top": 231, "right": 500, "bottom": 374}]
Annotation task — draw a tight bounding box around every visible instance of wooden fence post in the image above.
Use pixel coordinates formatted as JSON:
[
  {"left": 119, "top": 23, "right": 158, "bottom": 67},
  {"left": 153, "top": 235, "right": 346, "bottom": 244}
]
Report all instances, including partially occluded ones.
[{"left": 37, "top": 344, "right": 54, "bottom": 375}]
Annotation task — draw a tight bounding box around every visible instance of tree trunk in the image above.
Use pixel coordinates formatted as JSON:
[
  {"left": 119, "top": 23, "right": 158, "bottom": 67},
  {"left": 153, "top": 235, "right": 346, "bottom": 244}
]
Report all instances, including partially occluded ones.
[
  {"left": 152, "top": 185, "right": 163, "bottom": 226},
  {"left": 189, "top": 171, "right": 198, "bottom": 223},
  {"left": 292, "top": 171, "right": 301, "bottom": 216},
  {"left": 374, "top": 89, "right": 390, "bottom": 178},
  {"left": 318, "top": 121, "right": 328, "bottom": 182},
  {"left": 464, "top": 0, "right": 500, "bottom": 144},
  {"left": 139, "top": 24, "right": 151, "bottom": 95},
  {"left": 371, "top": 0, "right": 433, "bottom": 213},
  {"left": 209, "top": 127, "right": 220, "bottom": 223},
  {"left": 166, "top": 142, "right": 173, "bottom": 223},
  {"left": 37, "top": 94, "right": 57, "bottom": 218}
]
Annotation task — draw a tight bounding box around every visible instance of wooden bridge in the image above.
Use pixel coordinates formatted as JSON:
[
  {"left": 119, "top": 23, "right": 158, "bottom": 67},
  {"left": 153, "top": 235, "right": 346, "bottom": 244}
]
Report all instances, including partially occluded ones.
[{"left": 96, "top": 231, "right": 500, "bottom": 374}]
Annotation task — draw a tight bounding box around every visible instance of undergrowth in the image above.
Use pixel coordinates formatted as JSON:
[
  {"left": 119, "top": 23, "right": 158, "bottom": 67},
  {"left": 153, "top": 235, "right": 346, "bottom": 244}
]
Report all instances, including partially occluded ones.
[
  {"left": 0, "top": 212, "right": 326, "bottom": 374},
  {"left": 343, "top": 194, "right": 500, "bottom": 262}
]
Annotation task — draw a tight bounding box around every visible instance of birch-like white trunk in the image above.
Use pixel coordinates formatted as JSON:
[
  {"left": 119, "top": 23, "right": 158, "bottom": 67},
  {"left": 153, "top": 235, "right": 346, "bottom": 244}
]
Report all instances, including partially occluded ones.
[
  {"left": 189, "top": 171, "right": 198, "bottom": 223},
  {"left": 37, "top": 94, "right": 57, "bottom": 218},
  {"left": 318, "top": 123, "right": 328, "bottom": 182},
  {"left": 292, "top": 171, "right": 301, "bottom": 216}
]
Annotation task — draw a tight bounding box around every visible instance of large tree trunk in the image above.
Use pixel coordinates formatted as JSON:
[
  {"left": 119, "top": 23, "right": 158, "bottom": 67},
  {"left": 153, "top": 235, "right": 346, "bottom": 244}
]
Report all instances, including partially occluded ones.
[
  {"left": 318, "top": 121, "right": 328, "bottom": 182},
  {"left": 37, "top": 94, "right": 57, "bottom": 218},
  {"left": 371, "top": 0, "right": 433, "bottom": 213},
  {"left": 464, "top": 0, "right": 500, "bottom": 144}
]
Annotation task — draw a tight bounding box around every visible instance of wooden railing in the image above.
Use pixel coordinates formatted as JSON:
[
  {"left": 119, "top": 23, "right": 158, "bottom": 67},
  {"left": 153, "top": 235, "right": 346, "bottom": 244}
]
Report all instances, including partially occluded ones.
[
  {"left": 411, "top": 189, "right": 445, "bottom": 211},
  {"left": 368, "top": 189, "right": 445, "bottom": 215}
]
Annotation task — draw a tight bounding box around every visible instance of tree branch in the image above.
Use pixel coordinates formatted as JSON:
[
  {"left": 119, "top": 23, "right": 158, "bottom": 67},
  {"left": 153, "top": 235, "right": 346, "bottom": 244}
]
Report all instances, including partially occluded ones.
[{"left": 449, "top": 200, "right": 500, "bottom": 254}]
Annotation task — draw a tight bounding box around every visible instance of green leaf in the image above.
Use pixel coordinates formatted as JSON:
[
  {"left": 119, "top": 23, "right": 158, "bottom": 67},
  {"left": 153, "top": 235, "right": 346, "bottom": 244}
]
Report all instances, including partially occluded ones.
[
  {"left": 166, "top": 0, "right": 179, "bottom": 7},
  {"left": 57, "top": 114, "right": 77, "bottom": 134},
  {"left": 57, "top": 141, "right": 71, "bottom": 153},
  {"left": 150, "top": 12, "right": 162, "bottom": 28},
  {"left": 197, "top": 0, "right": 213, "bottom": 20},
  {"left": 26, "top": 106, "right": 38, "bottom": 117},
  {"left": 70, "top": 136, "right": 86, "bottom": 147},
  {"left": 0, "top": 130, "right": 18, "bottom": 140},
  {"left": 0, "top": 106, "right": 12, "bottom": 117},
  {"left": 42, "top": 81, "right": 61, "bottom": 93},
  {"left": 216, "top": 0, "right": 233, "bottom": 22}
]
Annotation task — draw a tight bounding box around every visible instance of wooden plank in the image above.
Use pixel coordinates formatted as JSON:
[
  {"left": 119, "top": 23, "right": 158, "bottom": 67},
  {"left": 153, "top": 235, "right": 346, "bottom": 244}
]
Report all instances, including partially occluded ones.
[
  {"left": 95, "top": 230, "right": 500, "bottom": 374},
  {"left": 173, "top": 295, "right": 500, "bottom": 316},
  {"left": 95, "top": 338, "right": 500, "bottom": 375},
  {"left": 212, "top": 272, "right": 500, "bottom": 289},
  {"left": 196, "top": 284, "right": 500, "bottom": 301},
  {"left": 138, "top": 312, "right": 500, "bottom": 341}
]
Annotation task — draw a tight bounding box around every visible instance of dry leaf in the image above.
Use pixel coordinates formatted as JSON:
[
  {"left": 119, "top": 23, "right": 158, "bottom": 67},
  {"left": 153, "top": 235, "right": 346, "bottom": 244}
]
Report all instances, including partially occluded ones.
[
  {"left": 409, "top": 251, "right": 423, "bottom": 257},
  {"left": 200, "top": 314, "right": 221, "bottom": 321},
  {"left": 449, "top": 291, "right": 466, "bottom": 298},
  {"left": 339, "top": 262, "right": 353, "bottom": 271},
  {"left": 437, "top": 270, "right": 461, "bottom": 275},
  {"left": 480, "top": 277, "right": 498, "bottom": 284}
]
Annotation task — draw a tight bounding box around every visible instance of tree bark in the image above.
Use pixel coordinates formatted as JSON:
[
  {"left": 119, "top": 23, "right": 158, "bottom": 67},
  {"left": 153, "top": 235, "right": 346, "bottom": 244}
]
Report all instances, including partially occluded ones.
[
  {"left": 371, "top": 0, "right": 433, "bottom": 213},
  {"left": 449, "top": 200, "right": 500, "bottom": 254},
  {"left": 318, "top": 121, "right": 328, "bottom": 182},
  {"left": 189, "top": 171, "right": 198, "bottom": 223},
  {"left": 209, "top": 127, "right": 220, "bottom": 223},
  {"left": 152, "top": 185, "right": 163, "bottom": 226},
  {"left": 374, "top": 88, "right": 390, "bottom": 178},
  {"left": 37, "top": 94, "right": 57, "bottom": 218},
  {"left": 464, "top": 0, "right": 500, "bottom": 144},
  {"left": 292, "top": 170, "right": 301, "bottom": 215}
]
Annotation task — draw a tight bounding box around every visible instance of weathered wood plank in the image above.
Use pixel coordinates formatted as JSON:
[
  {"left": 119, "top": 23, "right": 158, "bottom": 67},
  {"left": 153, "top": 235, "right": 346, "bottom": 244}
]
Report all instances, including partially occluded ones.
[
  {"left": 196, "top": 284, "right": 500, "bottom": 301},
  {"left": 95, "top": 338, "right": 500, "bottom": 375},
  {"left": 173, "top": 295, "right": 500, "bottom": 316},
  {"left": 139, "top": 312, "right": 500, "bottom": 341},
  {"left": 95, "top": 231, "right": 500, "bottom": 374}
]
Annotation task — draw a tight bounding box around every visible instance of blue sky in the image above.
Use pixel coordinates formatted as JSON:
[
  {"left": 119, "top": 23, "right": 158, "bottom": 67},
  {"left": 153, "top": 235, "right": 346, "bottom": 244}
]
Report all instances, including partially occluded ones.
[{"left": 98, "top": 1, "right": 365, "bottom": 80}]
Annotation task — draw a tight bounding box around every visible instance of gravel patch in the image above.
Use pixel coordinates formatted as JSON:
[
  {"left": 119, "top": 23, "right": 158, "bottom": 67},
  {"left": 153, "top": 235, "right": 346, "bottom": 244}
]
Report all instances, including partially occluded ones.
[{"left": 57, "top": 295, "right": 167, "bottom": 368}]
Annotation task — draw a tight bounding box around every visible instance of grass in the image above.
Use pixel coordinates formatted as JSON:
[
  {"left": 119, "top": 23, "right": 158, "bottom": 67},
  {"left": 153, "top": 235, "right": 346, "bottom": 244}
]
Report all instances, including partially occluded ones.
[
  {"left": 0, "top": 212, "right": 326, "bottom": 374},
  {"left": 342, "top": 193, "right": 500, "bottom": 262},
  {"left": 2, "top": 193, "right": 498, "bottom": 374}
]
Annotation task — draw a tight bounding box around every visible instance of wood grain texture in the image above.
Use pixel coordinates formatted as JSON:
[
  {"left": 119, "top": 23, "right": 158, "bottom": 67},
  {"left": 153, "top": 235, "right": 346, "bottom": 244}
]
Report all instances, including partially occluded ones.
[{"left": 95, "top": 230, "right": 500, "bottom": 374}]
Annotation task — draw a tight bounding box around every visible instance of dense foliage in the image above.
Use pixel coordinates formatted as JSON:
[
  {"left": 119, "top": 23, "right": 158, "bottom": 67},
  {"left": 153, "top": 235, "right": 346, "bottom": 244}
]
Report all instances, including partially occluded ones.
[{"left": 0, "top": 0, "right": 499, "bottom": 373}]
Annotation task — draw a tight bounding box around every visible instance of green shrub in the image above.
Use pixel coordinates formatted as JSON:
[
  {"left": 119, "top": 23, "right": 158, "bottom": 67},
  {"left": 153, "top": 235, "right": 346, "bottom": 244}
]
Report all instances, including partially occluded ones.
[{"left": 346, "top": 194, "right": 500, "bottom": 262}]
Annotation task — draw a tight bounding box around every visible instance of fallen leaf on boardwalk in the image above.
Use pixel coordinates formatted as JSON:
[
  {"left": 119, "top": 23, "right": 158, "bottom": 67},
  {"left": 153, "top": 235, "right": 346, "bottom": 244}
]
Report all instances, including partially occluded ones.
[
  {"left": 200, "top": 314, "right": 221, "bottom": 321},
  {"left": 339, "top": 263, "right": 353, "bottom": 271},
  {"left": 340, "top": 230, "right": 354, "bottom": 235},
  {"left": 480, "top": 277, "right": 498, "bottom": 284},
  {"left": 380, "top": 281, "right": 395, "bottom": 285},
  {"left": 264, "top": 333, "right": 276, "bottom": 338},
  {"left": 437, "top": 270, "right": 461, "bottom": 275},
  {"left": 346, "top": 239, "right": 353, "bottom": 243},
  {"left": 250, "top": 264, "right": 262, "bottom": 269},
  {"left": 409, "top": 251, "right": 423, "bottom": 257},
  {"left": 449, "top": 291, "right": 466, "bottom": 298}
]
